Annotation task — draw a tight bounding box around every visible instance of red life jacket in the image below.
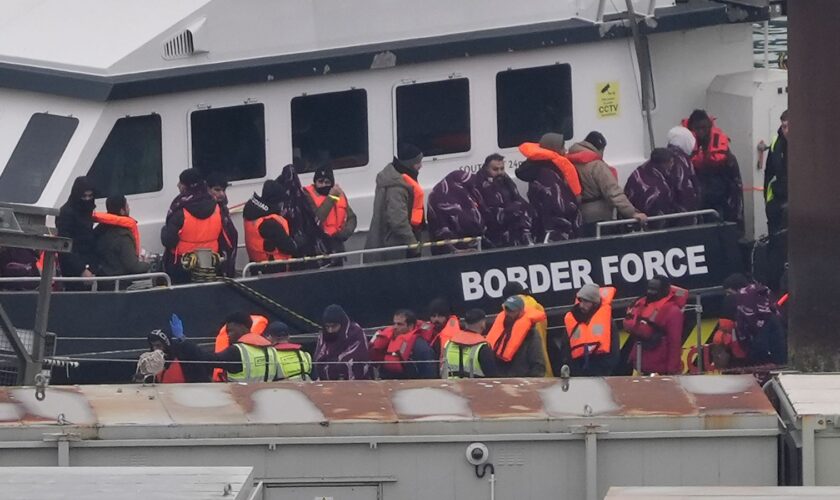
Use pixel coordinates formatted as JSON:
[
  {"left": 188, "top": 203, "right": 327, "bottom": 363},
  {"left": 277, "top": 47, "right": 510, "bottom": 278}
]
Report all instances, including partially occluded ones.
[
  {"left": 243, "top": 214, "right": 292, "bottom": 263},
  {"left": 400, "top": 174, "right": 425, "bottom": 228},
  {"left": 175, "top": 206, "right": 222, "bottom": 257},
  {"left": 304, "top": 185, "right": 349, "bottom": 237},
  {"left": 369, "top": 323, "right": 422, "bottom": 375},
  {"left": 681, "top": 117, "right": 730, "bottom": 171},
  {"left": 518, "top": 142, "right": 583, "bottom": 196},
  {"left": 624, "top": 286, "right": 688, "bottom": 342},
  {"left": 212, "top": 315, "right": 269, "bottom": 382},
  {"left": 566, "top": 149, "right": 618, "bottom": 180},
  {"left": 93, "top": 212, "right": 141, "bottom": 256},
  {"left": 156, "top": 359, "right": 186, "bottom": 383},
  {"left": 486, "top": 307, "right": 548, "bottom": 362}
]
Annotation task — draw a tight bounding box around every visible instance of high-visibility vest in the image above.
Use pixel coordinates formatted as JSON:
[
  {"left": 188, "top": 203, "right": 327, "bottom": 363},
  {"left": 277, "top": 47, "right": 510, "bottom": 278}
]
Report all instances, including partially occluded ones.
[
  {"left": 765, "top": 134, "right": 781, "bottom": 203},
  {"left": 486, "top": 307, "right": 547, "bottom": 362},
  {"left": 518, "top": 142, "right": 583, "bottom": 196},
  {"left": 564, "top": 287, "right": 616, "bottom": 359},
  {"left": 156, "top": 359, "right": 186, "bottom": 384},
  {"left": 304, "top": 185, "right": 349, "bottom": 237},
  {"left": 175, "top": 206, "right": 222, "bottom": 257},
  {"left": 244, "top": 214, "right": 292, "bottom": 263},
  {"left": 213, "top": 315, "right": 269, "bottom": 382},
  {"left": 227, "top": 333, "right": 279, "bottom": 383},
  {"left": 92, "top": 212, "right": 141, "bottom": 256},
  {"left": 400, "top": 174, "right": 425, "bottom": 228},
  {"left": 274, "top": 342, "right": 312, "bottom": 381},
  {"left": 442, "top": 331, "right": 488, "bottom": 379}
]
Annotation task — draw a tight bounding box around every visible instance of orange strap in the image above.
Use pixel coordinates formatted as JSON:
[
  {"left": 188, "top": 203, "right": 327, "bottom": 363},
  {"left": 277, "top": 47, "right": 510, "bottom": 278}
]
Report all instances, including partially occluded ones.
[
  {"left": 400, "top": 174, "right": 425, "bottom": 227},
  {"left": 93, "top": 212, "right": 141, "bottom": 256},
  {"left": 518, "top": 142, "right": 583, "bottom": 196}
]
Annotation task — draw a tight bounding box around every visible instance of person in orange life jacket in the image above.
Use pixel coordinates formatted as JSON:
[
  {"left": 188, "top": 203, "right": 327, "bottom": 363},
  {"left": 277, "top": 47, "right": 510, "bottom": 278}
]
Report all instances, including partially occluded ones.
[
  {"left": 623, "top": 276, "right": 686, "bottom": 375},
  {"left": 242, "top": 180, "right": 298, "bottom": 264},
  {"left": 515, "top": 133, "right": 583, "bottom": 242},
  {"left": 144, "top": 316, "right": 211, "bottom": 383},
  {"left": 211, "top": 313, "right": 268, "bottom": 382},
  {"left": 712, "top": 273, "right": 787, "bottom": 368},
  {"left": 565, "top": 283, "right": 619, "bottom": 377},
  {"left": 56, "top": 176, "right": 98, "bottom": 287},
  {"left": 161, "top": 169, "right": 224, "bottom": 284},
  {"left": 369, "top": 309, "right": 437, "bottom": 379},
  {"left": 303, "top": 166, "right": 358, "bottom": 255},
  {"left": 442, "top": 308, "right": 500, "bottom": 378},
  {"left": 206, "top": 173, "right": 238, "bottom": 278},
  {"left": 365, "top": 143, "right": 425, "bottom": 262},
  {"left": 486, "top": 296, "right": 547, "bottom": 378},
  {"left": 568, "top": 131, "right": 647, "bottom": 236},
  {"left": 502, "top": 282, "right": 557, "bottom": 377},
  {"left": 426, "top": 297, "right": 460, "bottom": 357},
  {"left": 93, "top": 195, "right": 149, "bottom": 279},
  {"left": 684, "top": 110, "right": 744, "bottom": 229},
  {"left": 199, "top": 311, "right": 278, "bottom": 382}
]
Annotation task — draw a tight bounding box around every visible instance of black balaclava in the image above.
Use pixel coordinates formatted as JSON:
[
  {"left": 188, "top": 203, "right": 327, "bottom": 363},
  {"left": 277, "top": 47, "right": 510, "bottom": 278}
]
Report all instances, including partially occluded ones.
[
  {"left": 313, "top": 166, "right": 335, "bottom": 196},
  {"left": 646, "top": 276, "right": 671, "bottom": 302},
  {"left": 69, "top": 176, "right": 96, "bottom": 214}
]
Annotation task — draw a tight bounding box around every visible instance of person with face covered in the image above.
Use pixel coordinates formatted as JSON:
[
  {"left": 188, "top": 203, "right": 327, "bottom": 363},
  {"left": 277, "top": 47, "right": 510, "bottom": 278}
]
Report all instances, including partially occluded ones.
[
  {"left": 206, "top": 172, "right": 238, "bottom": 278},
  {"left": 303, "top": 165, "right": 357, "bottom": 255},
  {"left": 623, "top": 276, "right": 687, "bottom": 375},
  {"left": 56, "top": 176, "right": 98, "bottom": 283},
  {"left": 472, "top": 153, "right": 534, "bottom": 248},
  {"left": 565, "top": 284, "right": 618, "bottom": 377},
  {"left": 242, "top": 180, "right": 298, "bottom": 265},
  {"left": 314, "top": 304, "right": 372, "bottom": 380}
]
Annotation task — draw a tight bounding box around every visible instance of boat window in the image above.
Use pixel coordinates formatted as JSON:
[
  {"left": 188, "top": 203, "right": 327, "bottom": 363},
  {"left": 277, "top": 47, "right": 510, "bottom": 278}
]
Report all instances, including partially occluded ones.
[
  {"left": 0, "top": 113, "right": 78, "bottom": 203},
  {"left": 496, "top": 64, "right": 573, "bottom": 148},
  {"left": 291, "top": 89, "right": 369, "bottom": 173},
  {"left": 87, "top": 114, "right": 163, "bottom": 197},
  {"left": 395, "top": 78, "right": 471, "bottom": 157},
  {"left": 190, "top": 103, "right": 266, "bottom": 181}
]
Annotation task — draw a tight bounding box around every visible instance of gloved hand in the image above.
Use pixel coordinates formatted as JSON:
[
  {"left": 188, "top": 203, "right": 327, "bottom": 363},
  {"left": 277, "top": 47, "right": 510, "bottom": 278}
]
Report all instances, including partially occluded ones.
[{"left": 169, "top": 314, "right": 185, "bottom": 341}]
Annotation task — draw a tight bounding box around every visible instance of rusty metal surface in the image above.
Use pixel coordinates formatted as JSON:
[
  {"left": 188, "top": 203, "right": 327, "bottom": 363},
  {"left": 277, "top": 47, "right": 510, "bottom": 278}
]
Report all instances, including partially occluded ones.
[{"left": 0, "top": 376, "right": 775, "bottom": 435}]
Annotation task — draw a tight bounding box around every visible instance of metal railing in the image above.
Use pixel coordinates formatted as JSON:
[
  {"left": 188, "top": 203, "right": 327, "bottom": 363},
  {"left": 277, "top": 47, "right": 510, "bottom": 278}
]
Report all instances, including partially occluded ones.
[
  {"left": 595, "top": 209, "right": 721, "bottom": 239},
  {"left": 243, "top": 236, "right": 482, "bottom": 277},
  {"left": 0, "top": 272, "right": 172, "bottom": 291}
]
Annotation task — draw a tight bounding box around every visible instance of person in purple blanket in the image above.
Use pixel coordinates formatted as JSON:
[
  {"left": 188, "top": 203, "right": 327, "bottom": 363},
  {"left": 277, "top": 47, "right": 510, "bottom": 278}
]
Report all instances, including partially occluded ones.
[
  {"left": 314, "top": 304, "right": 372, "bottom": 381},
  {"left": 624, "top": 148, "right": 682, "bottom": 229},
  {"left": 426, "top": 170, "right": 484, "bottom": 254},
  {"left": 666, "top": 126, "right": 701, "bottom": 217},
  {"left": 472, "top": 153, "right": 534, "bottom": 248}
]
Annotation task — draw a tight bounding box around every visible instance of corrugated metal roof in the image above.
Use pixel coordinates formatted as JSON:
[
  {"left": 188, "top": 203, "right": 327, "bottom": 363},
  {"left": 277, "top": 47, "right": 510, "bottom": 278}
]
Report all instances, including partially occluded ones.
[{"left": 0, "top": 376, "right": 774, "bottom": 439}]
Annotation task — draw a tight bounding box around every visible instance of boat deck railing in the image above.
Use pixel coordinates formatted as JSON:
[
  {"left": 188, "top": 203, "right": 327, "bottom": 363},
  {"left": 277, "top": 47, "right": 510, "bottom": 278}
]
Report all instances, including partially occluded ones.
[
  {"left": 0, "top": 272, "right": 172, "bottom": 291},
  {"left": 595, "top": 209, "right": 721, "bottom": 238}
]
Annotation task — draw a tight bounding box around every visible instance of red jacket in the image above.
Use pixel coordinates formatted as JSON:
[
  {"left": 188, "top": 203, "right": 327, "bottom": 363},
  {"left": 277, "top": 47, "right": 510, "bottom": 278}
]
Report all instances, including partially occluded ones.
[{"left": 624, "top": 294, "right": 685, "bottom": 374}]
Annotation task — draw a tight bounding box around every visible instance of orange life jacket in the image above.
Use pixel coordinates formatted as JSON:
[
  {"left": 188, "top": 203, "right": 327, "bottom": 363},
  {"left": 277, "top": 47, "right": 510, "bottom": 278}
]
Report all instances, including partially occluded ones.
[
  {"left": 175, "top": 206, "right": 222, "bottom": 257},
  {"left": 93, "top": 212, "right": 141, "bottom": 256},
  {"left": 304, "top": 185, "right": 349, "bottom": 237},
  {"left": 400, "top": 174, "right": 425, "bottom": 228},
  {"left": 156, "top": 359, "right": 186, "bottom": 384},
  {"left": 712, "top": 318, "right": 747, "bottom": 360},
  {"left": 681, "top": 118, "right": 730, "bottom": 170},
  {"left": 369, "top": 324, "right": 422, "bottom": 375},
  {"left": 434, "top": 316, "right": 461, "bottom": 358},
  {"left": 213, "top": 315, "right": 269, "bottom": 382},
  {"left": 624, "top": 286, "right": 688, "bottom": 342},
  {"left": 518, "top": 142, "right": 583, "bottom": 196},
  {"left": 564, "top": 287, "right": 616, "bottom": 359},
  {"left": 486, "top": 307, "right": 548, "bottom": 362},
  {"left": 274, "top": 342, "right": 303, "bottom": 351},
  {"left": 244, "top": 214, "right": 292, "bottom": 263}
]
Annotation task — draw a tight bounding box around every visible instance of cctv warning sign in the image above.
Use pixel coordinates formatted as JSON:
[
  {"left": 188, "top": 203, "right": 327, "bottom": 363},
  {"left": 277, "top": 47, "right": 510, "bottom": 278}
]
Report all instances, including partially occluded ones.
[{"left": 597, "top": 81, "right": 620, "bottom": 118}]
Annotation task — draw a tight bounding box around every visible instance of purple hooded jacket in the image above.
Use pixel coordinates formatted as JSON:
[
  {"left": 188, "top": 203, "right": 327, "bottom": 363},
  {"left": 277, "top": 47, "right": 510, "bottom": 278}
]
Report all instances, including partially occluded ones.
[
  {"left": 314, "top": 305, "right": 372, "bottom": 381},
  {"left": 426, "top": 170, "right": 484, "bottom": 254}
]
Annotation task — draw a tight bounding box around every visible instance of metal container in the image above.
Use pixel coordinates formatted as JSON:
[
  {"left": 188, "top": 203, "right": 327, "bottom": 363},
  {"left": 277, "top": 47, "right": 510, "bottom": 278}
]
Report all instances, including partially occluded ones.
[{"left": 0, "top": 376, "right": 777, "bottom": 500}]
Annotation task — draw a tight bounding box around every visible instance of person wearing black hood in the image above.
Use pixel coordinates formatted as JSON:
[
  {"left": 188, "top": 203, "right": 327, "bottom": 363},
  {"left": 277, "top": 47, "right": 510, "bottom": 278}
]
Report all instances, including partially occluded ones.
[
  {"left": 206, "top": 172, "right": 238, "bottom": 278},
  {"left": 313, "top": 304, "right": 372, "bottom": 380},
  {"left": 160, "top": 168, "right": 224, "bottom": 283},
  {"left": 365, "top": 143, "right": 425, "bottom": 261},
  {"left": 303, "top": 165, "right": 357, "bottom": 255},
  {"left": 142, "top": 316, "right": 210, "bottom": 383},
  {"left": 242, "top": 179, "right": 298, "bottom": 265},
  {"left": 56, "top": 176, "right": 98, "bottom": 287}
]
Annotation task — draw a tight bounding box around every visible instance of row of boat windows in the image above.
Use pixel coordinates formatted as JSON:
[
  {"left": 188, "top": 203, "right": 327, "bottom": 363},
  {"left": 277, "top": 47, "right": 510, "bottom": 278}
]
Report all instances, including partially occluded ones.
[{"left": 0, "top": 64, "right": 573, "bottom": 203}]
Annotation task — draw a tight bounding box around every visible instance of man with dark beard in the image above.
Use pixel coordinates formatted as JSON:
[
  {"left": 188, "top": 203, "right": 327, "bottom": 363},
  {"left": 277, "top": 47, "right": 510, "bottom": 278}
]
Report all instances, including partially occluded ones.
[
  {"left": 314, "top": 304, "right": 372, "bottom": 380},
  {"left": 486, "top": 296, "right": 547, "bottom": 377},
  {"left": 56, "top": 176, "right": 98, "bottom": 287},
  {"left": 623, "top": 276, "right": 686, "bottom": 375},
  {"left": 565, "top": 284, "right": 618, "bottom": 376},
  {"left": 472, "top": 153, "right": 534, "bottom": 248}
]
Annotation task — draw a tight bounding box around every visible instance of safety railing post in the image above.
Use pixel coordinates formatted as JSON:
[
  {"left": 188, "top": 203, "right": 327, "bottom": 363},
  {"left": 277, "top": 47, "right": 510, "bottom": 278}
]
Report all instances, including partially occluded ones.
[
  {"left": 635, "top": 341, "right": 643, "bottom": 374},
  {"left": 595, "top": 209, "right": 721, "bottom": 239},
  {"left": 695, "top": 294, "right": 704, "bottom": 373}
]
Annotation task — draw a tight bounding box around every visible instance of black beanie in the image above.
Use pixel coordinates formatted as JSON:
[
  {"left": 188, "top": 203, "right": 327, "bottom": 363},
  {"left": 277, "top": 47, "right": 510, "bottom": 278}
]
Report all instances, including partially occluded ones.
[
  {"left": 428, "top": 297, "right": 451, "bottom": 317},
  {"left": 584, "top": 131, "right": 607, "bottom": 152},
  {"left": 147, "top": 329, "right": 171, "bottom": 348},
  {"left": 397, "top": 143, "right": 423, "bottom": 166},
  {"left": 261, "top": 180, "right": 284, "bottom": 204},
  {"left": 179, "top": 168, "right": 203, "bottom": 187},
  {"left": 313, "top": 165, "right": 335, "bottom": 185}
]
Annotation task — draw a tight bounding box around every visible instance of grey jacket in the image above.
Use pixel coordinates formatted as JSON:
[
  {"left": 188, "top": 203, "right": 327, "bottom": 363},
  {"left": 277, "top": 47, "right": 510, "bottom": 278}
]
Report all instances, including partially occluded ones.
[
  {"left": 496, "top": 327, "right": 547, "bottom": 378},
  {"left": 569, "top": 141, "right": 639, "bottom": 223},
  {"left": 364, "top": 163, "right": 420, "bottom": 260}
]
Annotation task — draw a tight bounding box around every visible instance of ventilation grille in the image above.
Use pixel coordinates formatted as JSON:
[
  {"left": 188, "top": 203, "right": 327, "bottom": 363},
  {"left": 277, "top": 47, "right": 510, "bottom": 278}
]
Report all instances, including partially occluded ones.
[{"left": 163, "top": 30, "right": 195, "bottom": 60}]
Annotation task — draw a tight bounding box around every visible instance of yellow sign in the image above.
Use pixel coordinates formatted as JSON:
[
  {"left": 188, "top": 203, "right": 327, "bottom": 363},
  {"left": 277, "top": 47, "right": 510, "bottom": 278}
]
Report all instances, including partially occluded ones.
[{"left": 596, "top": 81, "right": 620, "bottom": 118}]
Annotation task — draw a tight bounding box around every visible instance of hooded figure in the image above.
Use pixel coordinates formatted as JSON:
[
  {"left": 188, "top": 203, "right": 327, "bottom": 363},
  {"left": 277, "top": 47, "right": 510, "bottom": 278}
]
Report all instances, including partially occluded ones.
[
  {"left": 303, "top": 165, "right": 358, "bottom": 255},
  {"left": 624, "top": 148, "right": 681, "bottom": 229},
  {"left": 515, "top": 133, "right": 583, "bottom": 242},
  {"left": 666, "top": 126, "right": 701, "bottom": 217},
  {"left": 567, "top": 132, "right": 643, "bottom": 230},
  {"left": 56, "top": 176, "right": 98, "bottom": 279},
  {"left": 314, "top": 304, "right": 372, "bottom": 381},
  {"left": 206, "top": 173, "right": 238, "bottom": 278},
  {"left": 365, "top": 144, "right": 425, "bottom": 261},
  {"left": 276, "top": 164, "right": 330, "bottom": 261},
  {"left": 242, "top": 179, "right": 299, "bottom": 265},
  {"left": 426, "top": 170, "right": 484, "bottom": 254},
  {"left": 472, "top": 154, "right": 534, "bottom": 248}
]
